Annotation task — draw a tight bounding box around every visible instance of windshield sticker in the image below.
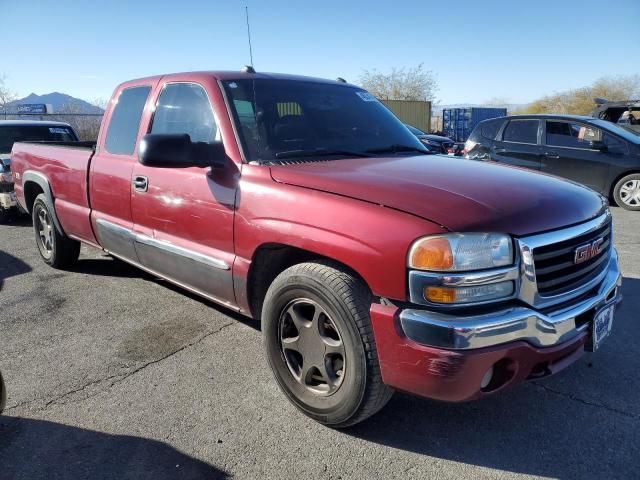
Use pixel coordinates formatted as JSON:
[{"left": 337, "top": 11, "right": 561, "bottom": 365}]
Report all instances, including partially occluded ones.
[
  {"left": 355, "top": 91, "right": 377, "bottom": 102},
  {"left": 49, "top": 127, "right": 69, "bottom": 134},
  {"left": 228, "top": 82, "right": 238, "bottom": 89}
]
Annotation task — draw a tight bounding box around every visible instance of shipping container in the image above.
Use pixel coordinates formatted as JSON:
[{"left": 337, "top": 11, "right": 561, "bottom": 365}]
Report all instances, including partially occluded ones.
[
  {"left": 381, "top": 99, "right": 432, "bottom": 134},
  {"left": 442, "top": 107, "right": 507, "bottom": 142}
]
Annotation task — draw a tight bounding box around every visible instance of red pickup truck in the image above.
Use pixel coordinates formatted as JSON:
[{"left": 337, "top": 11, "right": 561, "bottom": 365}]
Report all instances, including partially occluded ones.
[{"left": 11, "top": 70, "right": 622, "bottom": 427}]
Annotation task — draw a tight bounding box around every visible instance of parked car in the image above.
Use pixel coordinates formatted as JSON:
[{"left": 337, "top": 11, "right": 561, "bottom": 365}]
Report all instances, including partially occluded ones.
[
  {"left": 591, "top": 98, "right": 640, "bottom": 134},
  {"left": 0, "top": 120, "right": 79, "bottom": 222},
  {"left": 465, "top": 114, "right": 640, "bottom": 210},
  {"left": 11, "top": 70, "right": 622, "bottom": 427},
  {"left": 405, "top": 124, "right": 454, "bottom": 154}
]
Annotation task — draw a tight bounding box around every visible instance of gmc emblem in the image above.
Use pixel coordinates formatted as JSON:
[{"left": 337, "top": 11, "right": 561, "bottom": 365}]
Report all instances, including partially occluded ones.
[{"left": 574, "top": 238, "right": 605, "bottom": 264}]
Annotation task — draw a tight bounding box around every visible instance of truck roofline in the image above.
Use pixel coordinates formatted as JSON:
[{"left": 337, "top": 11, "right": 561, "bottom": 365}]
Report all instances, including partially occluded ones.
[{"left": 117, "top": 70, "right": 357, "bottom": 90}]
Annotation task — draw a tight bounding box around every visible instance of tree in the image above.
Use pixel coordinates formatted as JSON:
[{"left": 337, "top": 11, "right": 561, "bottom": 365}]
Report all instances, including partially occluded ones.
[
  {"left": 517, "top": 75, "right": 640, "bottom": 115},
  {"left": 54, "top": 100, "right": 104, "bottom": 141},
  {"left": 358, "top": 64, "right": 438, "bottom": 102},
  {"left": 0, "top": 75, "right": 17, "bottom": 114}
]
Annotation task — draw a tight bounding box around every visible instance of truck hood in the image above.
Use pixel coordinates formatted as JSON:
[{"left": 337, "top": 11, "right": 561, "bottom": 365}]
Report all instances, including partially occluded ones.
[{"left": 269, "top": 156, "right": 607, "bottom": 236}]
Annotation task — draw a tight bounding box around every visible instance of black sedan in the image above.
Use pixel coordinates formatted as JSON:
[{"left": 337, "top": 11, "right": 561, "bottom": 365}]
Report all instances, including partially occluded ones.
[
  {"left": 405, "top": 124, "right": 455, "bottom": 154},
  {"left": 465, "top": 114, "right": 640, "bottom": 211}
]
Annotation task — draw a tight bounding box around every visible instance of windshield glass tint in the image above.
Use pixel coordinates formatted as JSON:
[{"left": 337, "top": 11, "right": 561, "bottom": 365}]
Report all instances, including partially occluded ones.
[
  {"left": 0, "top": 125, "right": 77, "bottom": 153},
  {"left": 222, "top": 79, "right": 425, "bottom": 162}
]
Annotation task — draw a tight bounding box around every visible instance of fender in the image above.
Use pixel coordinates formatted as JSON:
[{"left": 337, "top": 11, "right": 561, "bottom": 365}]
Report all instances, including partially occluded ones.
[{"left": 21, "top": 171, "right": 66, "bottom": 236}]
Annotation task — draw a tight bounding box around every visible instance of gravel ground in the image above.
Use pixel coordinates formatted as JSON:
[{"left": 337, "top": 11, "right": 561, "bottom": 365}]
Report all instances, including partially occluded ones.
[{"left": 0, "top": 208, "right": 638, "bottom": 480}]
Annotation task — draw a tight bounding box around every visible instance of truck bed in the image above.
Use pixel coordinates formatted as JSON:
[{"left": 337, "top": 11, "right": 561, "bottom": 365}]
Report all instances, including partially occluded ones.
[{"left": 11, "top": 141, "right": 96, "bottom": 242}]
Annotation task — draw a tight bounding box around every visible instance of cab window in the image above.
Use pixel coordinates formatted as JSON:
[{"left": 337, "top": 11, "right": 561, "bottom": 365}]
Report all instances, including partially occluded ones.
[
  {"left": 104, "top": 86, "right": 151, "bottom": 155},
  {"left": 151, "top": 83, "right": 218, "bottom": 143}
]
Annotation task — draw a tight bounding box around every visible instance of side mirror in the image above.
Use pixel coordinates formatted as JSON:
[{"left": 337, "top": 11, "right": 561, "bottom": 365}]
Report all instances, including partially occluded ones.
[
  {"left": 139, "top": 134, "right": 226, "bottom": 168},
  {"left": 590, "top": 140, "right": 607, "bottom": 152}
]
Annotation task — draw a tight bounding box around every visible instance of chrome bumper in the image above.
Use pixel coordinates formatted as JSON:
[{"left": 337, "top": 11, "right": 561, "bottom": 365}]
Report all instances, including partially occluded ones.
[{"left": 399, "top": 251, "right": 622, "bottom": 350}]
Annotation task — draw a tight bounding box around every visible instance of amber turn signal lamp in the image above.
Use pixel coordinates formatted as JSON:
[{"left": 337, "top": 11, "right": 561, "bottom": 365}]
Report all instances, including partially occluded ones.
[
  {"left": 409, "top": 237, "right": 454, "bottom": 270},
  {"left": 424, "top": 286, "right": 457, "bottom": 303}
]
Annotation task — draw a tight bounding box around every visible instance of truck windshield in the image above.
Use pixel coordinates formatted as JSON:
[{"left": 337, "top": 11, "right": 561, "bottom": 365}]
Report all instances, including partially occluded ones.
[
  {"left": 0, "top": 125, "right": 78, "bottom": 153},
  {"left": 222, "top": 79, "right": 427, "bottom": 163}
]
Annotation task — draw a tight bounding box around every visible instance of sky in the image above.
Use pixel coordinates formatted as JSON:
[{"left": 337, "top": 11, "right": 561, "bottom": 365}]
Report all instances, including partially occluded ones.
[{"left": 2, "top": 0, "right": 639, "bottom": 105}]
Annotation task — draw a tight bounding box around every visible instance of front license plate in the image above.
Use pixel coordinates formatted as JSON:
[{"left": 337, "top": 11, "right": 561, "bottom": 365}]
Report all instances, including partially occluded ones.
[{"left": 592, "top": 305, "right": 615, "bottom": 351}]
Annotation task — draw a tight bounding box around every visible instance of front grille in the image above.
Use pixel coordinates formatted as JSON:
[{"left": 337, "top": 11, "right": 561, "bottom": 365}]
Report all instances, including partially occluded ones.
[{"left": 533, "top": 219, "right": 612, "bottom": 297}]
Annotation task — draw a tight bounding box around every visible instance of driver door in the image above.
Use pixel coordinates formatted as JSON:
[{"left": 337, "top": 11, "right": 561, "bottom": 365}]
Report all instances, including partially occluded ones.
[{"left": 130, "top": 81, "right": 237, "bottom": 307}]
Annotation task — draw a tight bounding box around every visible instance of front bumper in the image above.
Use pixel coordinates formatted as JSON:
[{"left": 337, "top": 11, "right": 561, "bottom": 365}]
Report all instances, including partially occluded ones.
[
  {"left": 400, "top": 252, "right": 622, "bottom": 350},
  {"left": 370, "top": 252, "right": 622, "bottom": 402}
]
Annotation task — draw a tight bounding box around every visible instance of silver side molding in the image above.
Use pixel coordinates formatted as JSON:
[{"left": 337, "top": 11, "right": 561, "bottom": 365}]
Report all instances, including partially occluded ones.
[
  {"left": 95, "top": 218, "right": 230, "bottom": 271},
  {"left": 135, "top": 234, "right": 230, "bottom": 270}
]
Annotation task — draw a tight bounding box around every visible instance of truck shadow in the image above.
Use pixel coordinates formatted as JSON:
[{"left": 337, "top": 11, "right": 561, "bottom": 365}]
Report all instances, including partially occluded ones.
[
  {"left": 347, "top": 276, "right": 640, "bottom": 480},
  {"left": 70, "top": 254, "right": 258, "bottom": 330},
  {"left": 0, "top": 416, "right": 228, "bottom": 479},
  {"left": 0, "top": 250, "right": 32, "bottom": 291},
  {"left": 2, "top": 214, "right": 32, "bottom": 227}
]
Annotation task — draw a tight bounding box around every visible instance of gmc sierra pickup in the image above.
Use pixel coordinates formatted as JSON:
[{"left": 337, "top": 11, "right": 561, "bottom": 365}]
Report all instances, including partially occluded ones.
[{"left": 10, "top": 70, "right": 622, "bottom": 427}]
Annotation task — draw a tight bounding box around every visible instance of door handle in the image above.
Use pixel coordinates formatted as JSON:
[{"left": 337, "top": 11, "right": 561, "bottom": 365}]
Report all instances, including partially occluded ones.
[
  {"left": 544, "top": 152, "right": 560, "bottom": 159},
  {"left": 493, "top": 148, "right": 506, "bottom": 154},
  {"left": 133, "top": 175, "right": 148, "bottom": 192}
]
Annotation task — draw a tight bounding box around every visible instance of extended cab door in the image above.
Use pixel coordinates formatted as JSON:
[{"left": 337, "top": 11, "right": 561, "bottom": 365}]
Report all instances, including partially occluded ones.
[
  {"left": 491, "top": 118, "right": 542, "bottom": 170},
  {"left": 541, "top": 120, "right": 612, "bottom": 194},
  {"left": 130, "top": 80, "right": 237, "bottom": 307},
  {"left": 89, "top": 82, "right": 156, "bottom": 260}
]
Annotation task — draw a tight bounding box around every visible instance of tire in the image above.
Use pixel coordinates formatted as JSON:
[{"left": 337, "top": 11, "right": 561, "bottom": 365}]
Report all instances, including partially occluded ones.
[
  {"left": 0, "top": 208, "right": 9, "bottom": 224},
  {"left": 262, "top": 260, "right": 393, "bottom": 428},
  {"left": 32, "top": 194, "right": 80, "bottom": 268},
  {"left": 613, "top": 174, "right": 640, "bottom": 211}
]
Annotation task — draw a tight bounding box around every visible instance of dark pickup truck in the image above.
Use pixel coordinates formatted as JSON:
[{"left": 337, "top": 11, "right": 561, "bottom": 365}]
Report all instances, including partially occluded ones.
[{"left": 10, "top": 70, "right": 622, "bottom": 427}]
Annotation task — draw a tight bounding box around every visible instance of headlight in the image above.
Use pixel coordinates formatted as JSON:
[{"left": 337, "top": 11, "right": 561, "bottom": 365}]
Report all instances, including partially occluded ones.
[{"left": 409, "top": 233, "right": 513, "bottom": 271}]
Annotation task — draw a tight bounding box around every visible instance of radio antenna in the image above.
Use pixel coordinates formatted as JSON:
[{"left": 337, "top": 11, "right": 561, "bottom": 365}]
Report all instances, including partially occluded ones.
[{"left": 245, "top": 6, "right": 254, "bottom": 67}]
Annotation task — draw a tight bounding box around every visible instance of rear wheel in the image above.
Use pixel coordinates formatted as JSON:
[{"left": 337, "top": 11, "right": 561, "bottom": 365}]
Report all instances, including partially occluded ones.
[
  {"left": 32, "top": 194, "right": 80, "bottom": 268},
  {"left": 262, "top": 261, "right": 393, "bottom": 427},
  {"left": 613, "top": 174, "right": 640, "bottom": 211}
]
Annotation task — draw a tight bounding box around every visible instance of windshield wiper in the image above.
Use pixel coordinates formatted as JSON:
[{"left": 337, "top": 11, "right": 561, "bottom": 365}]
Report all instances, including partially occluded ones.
[
  {"left": 366, "top": 144, "right": 430, "bottom": 155},
  {"left": 274, "top": 148, "right": 373, "bottom": 160}
]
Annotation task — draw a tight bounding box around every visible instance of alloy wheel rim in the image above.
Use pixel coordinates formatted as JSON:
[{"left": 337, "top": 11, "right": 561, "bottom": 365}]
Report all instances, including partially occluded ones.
[
  {"left": 37, "top": 208, "right": 54, "bottom": 255},
  {"left": 620, "top": 180, "right": 640, "bottom": 207},
  {"left": 278, "top": 299, "right": 346, "bottom": 396}
]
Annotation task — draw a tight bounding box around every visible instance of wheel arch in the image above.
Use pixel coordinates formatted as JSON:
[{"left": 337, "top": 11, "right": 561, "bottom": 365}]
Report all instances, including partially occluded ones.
[
  {"left": 245, "top": 242, "right": 371, "bottom": 321},
  {"left": 609, "top": 169, "right": 640, "bottom": 201},
  {"left": 22, "top": 171, "right": 65, "bottom": 235}
]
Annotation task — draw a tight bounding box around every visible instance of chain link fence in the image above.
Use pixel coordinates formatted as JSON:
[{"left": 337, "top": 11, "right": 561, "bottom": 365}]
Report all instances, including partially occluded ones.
[{"left": 1, "top": 113, "right": 103, "bottom": 141}]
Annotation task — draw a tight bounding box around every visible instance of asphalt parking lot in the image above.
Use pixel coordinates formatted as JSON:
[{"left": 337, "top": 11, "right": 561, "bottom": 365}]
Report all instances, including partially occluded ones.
[{"left": 0, "top": 208, "right": 638, "bottom": 480}]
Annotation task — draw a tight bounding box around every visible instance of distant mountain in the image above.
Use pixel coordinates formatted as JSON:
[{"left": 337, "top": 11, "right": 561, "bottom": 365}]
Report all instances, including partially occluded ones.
[{"left": 6, "top": 92, "right": 104, "bottom": 114}]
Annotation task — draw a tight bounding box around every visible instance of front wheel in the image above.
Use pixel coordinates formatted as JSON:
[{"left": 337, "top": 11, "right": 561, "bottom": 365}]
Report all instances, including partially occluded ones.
[
  {"left": 32, "top": 194, "right": 80, "bottom": 268},
  {"left": 262, "top": 261, "right": 393, "bottom": 428},
  {"left": 613, "top": 174, "right": 640, "bottom": 211}
]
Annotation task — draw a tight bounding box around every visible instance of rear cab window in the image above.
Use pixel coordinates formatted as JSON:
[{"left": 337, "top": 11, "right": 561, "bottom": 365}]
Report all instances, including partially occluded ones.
[
  {"left": 502, "top": 119, "right": 539, "bottom": 144},
  {"left": 0, "top": 125, "right": 78, "bottom": 154},
  {"left": 105, "top": 86, "right": 151, "bottom": 155}
]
